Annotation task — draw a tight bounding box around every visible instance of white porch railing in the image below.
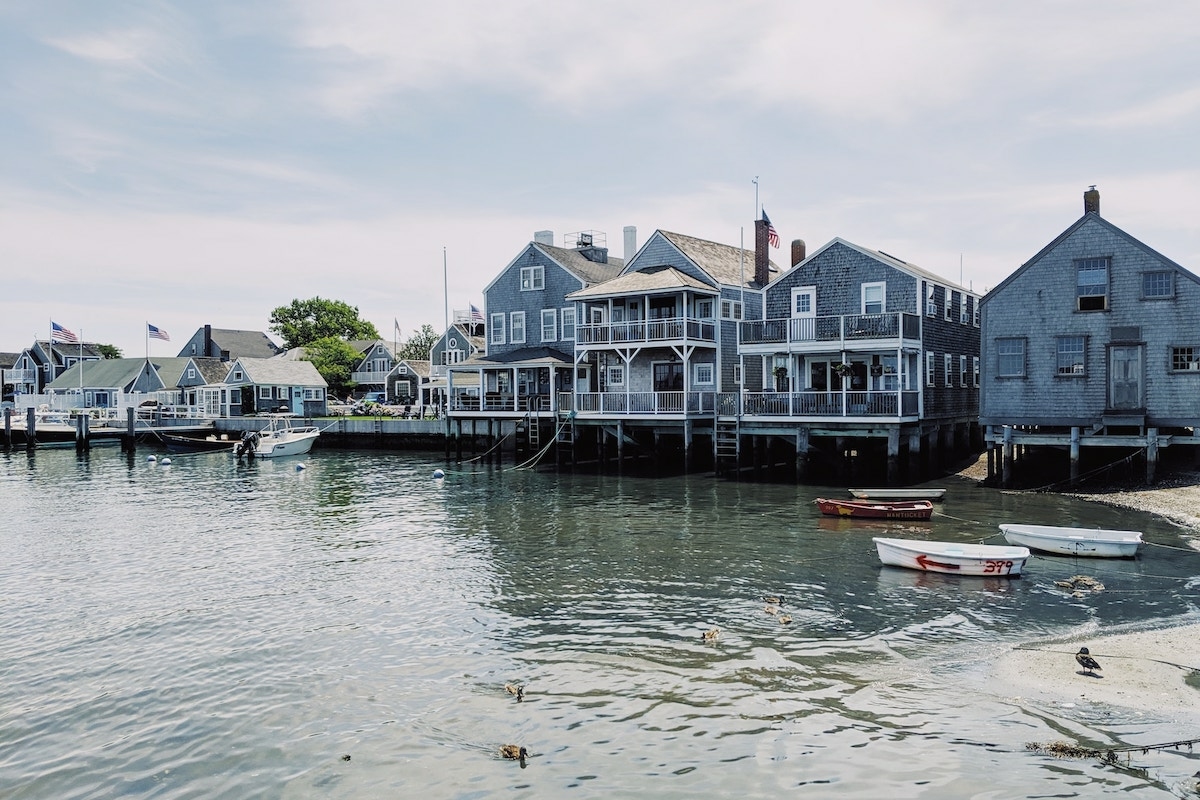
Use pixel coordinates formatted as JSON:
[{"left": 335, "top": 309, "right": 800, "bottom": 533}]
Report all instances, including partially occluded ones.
[
  {"left": 722, "top": 390, "right": 919, "bottom": 417},
  {"left": 739, "top": 312, "right": 921, "bottom": 346},
  {"left": 575, "top": 317, "right": 717, "bottom": 345},
  {"left": 566, "top": 391, "right": 716, "bottom": 415}
]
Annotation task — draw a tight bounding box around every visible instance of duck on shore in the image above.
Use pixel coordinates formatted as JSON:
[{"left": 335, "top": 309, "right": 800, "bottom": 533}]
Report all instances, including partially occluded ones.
[{"left": 1075, "top": 647, "right": 1102, "bottom": 676}]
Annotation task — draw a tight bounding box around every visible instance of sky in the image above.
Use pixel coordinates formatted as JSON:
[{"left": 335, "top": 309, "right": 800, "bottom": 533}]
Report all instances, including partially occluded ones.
[{"left": 3, "top": 1, "right": 1199, "bottom": 358}]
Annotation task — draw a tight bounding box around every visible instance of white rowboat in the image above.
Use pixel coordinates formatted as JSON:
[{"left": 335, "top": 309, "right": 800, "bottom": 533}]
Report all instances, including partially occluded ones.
[
  {"left": 849, "top": 488, "right": 946, "bottom": 502},
  {"left": 998, "top": 524, "right": 1143, "bottom": 558},
  {"left": 873, "top": 537, "right": 1029, "bottom": 577}
]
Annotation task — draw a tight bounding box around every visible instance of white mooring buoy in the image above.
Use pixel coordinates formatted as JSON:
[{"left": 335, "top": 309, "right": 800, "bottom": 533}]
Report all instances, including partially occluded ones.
[
  {"left": 432, "top": 468, "right": 445, "bottom": 479},
  {"left": 161, "top": 457, "right": 171, "bottom": 466},
  {"left": 295, "top": 462, "right": 306, "bottom": 471},
  {"left": 147, "top": 455, "right": 157, "bottom": 462}
]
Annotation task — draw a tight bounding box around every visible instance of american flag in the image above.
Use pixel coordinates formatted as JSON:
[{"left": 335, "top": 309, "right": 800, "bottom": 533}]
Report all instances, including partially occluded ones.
[
  {"left": 51, "top": 321, "right": 79, "bottom": 343},
  {"left": 762, "top": 209, "right": 780, "bottom": 249},
  {"left": 470, "top": 303, "right": 484, "bottom": 322},
  {"left": 147, "top": 323, "right": 170, "bottom": 341}
]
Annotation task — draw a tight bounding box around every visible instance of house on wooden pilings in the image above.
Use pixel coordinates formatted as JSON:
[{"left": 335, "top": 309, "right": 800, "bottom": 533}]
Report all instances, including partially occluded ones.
[
  {"left": 447, "top": 230, "right": 624, "bottom": 460},
  {"left": 563, "top": 226, "right": 775, "bottom": 469},
  {"left": 980, "top": 187, "right": 1200, "bottom": 486},
  {"left": 738, "top": 226, "right": 982, "bottom": 482}
]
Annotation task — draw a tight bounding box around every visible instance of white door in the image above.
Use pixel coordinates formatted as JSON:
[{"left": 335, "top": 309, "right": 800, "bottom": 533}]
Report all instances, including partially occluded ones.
[
  {"left": 1109, "top": 345, "right": 1143, "bottom": 410},
  {"left": 791, "top": 286, "right": 817, "bottom": 340}
]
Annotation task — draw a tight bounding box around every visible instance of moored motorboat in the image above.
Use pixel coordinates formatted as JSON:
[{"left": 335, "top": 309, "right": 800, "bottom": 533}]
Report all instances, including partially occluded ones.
[
  {"left": 815, "top": 497, "right": 934, "bottom": 520},
  {"left": 848, "top": 487, "right": 947, "bottom": 502},
  {"left": 235, "top": 415, "right": 320, "bottom": 459},
  {"left": 998, "top": 523, "right": 1143, "bottom": 558},
  {"left": 873, "top": 537, "right": 1030, "bottom": 576}
]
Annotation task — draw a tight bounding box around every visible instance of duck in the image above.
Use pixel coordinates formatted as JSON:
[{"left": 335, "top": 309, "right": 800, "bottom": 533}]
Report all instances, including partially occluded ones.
[
  {"left": 499, "top": 744, "right": 528, "bottom": 761},
  {"left": 763, "top": 595, "right": 784, "bottom": 606},
  {"left": 504, "top": 683, "right": 525, "bottom": 701},
  {"left": 763, "top": 605, "right": 779, "bottom": 615},
  {"left": 1075, "top": 646, "right": 1102, "bottom": 675},
  {"left": 702, "top": 627, "right": 720, "bottom": 642},
  {"left": 778, "top": 615, "right": 793, "bottom": 625}
]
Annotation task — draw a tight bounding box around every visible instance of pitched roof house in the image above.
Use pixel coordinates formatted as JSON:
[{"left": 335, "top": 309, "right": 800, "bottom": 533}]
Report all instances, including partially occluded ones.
[
  {"left": 223, "top": 357, "right": 328, "bottom": 416},
  {"left": 177, "top": 325, "right": 282, "bottom": 360},
  {"left": 979, "top": 187, "right": 1200, "bottom": 484}
]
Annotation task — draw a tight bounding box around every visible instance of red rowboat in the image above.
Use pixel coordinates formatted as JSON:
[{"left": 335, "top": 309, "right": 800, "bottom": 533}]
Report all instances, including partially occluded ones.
[{"left": 814, "top": 497, "right": 934, "bottom": 520}]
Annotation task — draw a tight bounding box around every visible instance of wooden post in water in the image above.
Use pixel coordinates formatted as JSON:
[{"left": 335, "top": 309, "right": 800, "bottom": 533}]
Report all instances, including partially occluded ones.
[
  {"left": 124, "top": 407, "right": 136, "bottom": 452},
  {"left": 1069, "top": 426, "right": 1080, "bottom": 486},
  {"left": 1146, "top": 427, "right": 1159, "bottom": 484},
  {"left": 1001, "top": 426, "right": 1013, "bottom": 488},
  {"left": 3, "top": 409, "right": 11, "bottom": 449},
  {"left": 25, "top": 407, "right": 35, "bottom": 450},
  {"left": 795, "top": 427, "right": 809, "bottom": 482},
  {"left": 886, "top": 427, "right": 900, "bottom": 484}
]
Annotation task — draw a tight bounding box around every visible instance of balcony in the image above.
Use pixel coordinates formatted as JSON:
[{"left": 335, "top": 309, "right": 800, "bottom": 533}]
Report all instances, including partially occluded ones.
[
  {"left": 721, "top": 390, "right": 919, "bottom": 418},
  {"left": 2, "top": 368, "right": 37, "bottom": 385},
  {"left": 350, "top": 371, "right": 389, "bottom": 385},
  {"left": 739, "top": 312, "right": 920, "bottom": 350},
  {"left": 576, "top": 317, "right": 716, "bottom": 346},
  {"left": 563, "top": 391, "right": 716, "bottom": 417}
]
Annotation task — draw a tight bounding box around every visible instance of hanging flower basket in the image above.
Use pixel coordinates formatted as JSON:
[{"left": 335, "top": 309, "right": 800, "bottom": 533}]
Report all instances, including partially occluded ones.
[{"left": 832, "top": 363, "right": 853, "bottom": 377}]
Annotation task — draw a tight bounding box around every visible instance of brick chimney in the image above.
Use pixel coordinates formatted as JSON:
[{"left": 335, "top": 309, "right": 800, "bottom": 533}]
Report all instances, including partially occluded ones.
[
  {"left": 754, "top": 219, "right": 770, "bottom": 286},
  {"left": 791, "top": 239, "right": 807, "bottom": 267},
  {"left": 1084, "top": 185, "right": 1100, "bottom": 216}
]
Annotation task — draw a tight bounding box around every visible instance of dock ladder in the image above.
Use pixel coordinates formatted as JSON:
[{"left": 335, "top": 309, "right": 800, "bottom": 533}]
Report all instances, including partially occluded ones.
[{"left": 715, "top": 419, "right": 740, "bottom": 473}]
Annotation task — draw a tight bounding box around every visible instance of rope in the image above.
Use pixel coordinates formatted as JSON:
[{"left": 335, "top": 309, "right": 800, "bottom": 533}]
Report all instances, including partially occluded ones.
[
  {"left": 1144, "top": 540, "right": 1200, "bottom": 554},
  {"left": 512, "top": 415, "right": 572, "bottom": 470},
  {"left": 1010, "top": 644, "right": 1199, "bottom": 672},
  {"left": 1012, "top": 451, "right": 1141, "bottom": 493},
  {"left": 1027, "top": 736, "right": 1200, "bottom": 761}
]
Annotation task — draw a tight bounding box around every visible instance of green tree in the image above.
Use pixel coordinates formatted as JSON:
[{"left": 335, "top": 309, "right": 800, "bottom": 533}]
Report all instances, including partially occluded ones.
[
  {"left": 301, "top": 336, "right": 363, "bottom": 397},
  {"left": 96, "top": 344, "right": 122, "bottom": 359},
  {"left": 399, "top": 324, "right": 439, "bottom": 361},
  {"left": 269, "top": 297, "right": 380, "bottom": 348}
]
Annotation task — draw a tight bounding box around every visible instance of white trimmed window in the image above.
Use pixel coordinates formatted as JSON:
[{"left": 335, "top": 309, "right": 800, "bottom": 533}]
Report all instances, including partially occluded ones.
[
  {"left": 862, "top": 282, "right": 885, "bottom": 315},
  {"left": 606, "top": 365, "right": 625, "bottom": 386},
  {"left": 925, "top": 352, "right": 935, "bottom": 386},
  {"left": 490, "top": 313, "right": 505, "bottom": 345},
  {"left": 926, "top": 284, "right": 937, "bottom": 317},
  {"left": 997, "top": 337, "right": 1026, "bottom": 377},
  {"left": 696, "top": 298, "right": 714, "bottom": 318},
  {"left": 959, "top": 355, "right": 969, "bottom": 387},
  {"left": 1057, "top": 335, "right": 1086, "bottom": 375},
  {"left": 1076, "top": 257, "right": 1109, "bottom": 311},
  {"left": 520, "top": 265, "right": 544, "bottom": 291},
  {"left": 510, "top": 311, "right": 526, "bottom": 344},
  {"left": 944, "top": 354, "right": 953, "bottom": 386},
  {"left": 561, "top": 307, "right": 576, "bottom": 341},
  {"left": 720, "top": 299, "right": 743, "bottom": 320},
  {"left": 972, "top": 356, "right": 980, "bottom": 387},
  {"left": 258, "top": 386, "right": 272, "bottom": 399},
  {"left": 694, "top": 363, "right": 714, "bottom": 385},
  {"left": 541, "top": 309, "right": 557, "bottom": 342}
]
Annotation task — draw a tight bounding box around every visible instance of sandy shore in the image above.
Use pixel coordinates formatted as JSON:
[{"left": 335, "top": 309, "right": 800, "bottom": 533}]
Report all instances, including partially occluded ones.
[{"left": 991, "top": 623, "right": 1200, "bottom": 713}]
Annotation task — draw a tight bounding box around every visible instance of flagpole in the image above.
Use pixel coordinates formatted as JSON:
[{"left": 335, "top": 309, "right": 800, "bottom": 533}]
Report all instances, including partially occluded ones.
[
  {"left": 79, "top": 328, "right": 83, "bottom": 400},
  {"left": 752, "top": 176, "right": 759, "bottom": 219},
  {"left": 443, "top": 247, "right": 449, "bottom": 334}
]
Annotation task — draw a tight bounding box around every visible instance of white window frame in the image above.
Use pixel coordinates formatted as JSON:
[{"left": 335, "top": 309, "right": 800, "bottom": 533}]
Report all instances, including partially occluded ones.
[
  {"left": 561, "top": 307, "right": 576, "bottom": 341},
  {"left": 520, "top": 265, "right": 545, "bottom": 291},
  {"left": 944, "top": 354, "right": 953, "bottom": 386},
  {"left": 693, "top": 362, "right": 715, "bottom": 385},
  {"left": 861, "top": 282, "right": 885, "bottom": 315},
  {"left": 926, "top": 283, "right": 938, "bottom": 317},
  {"left": 720, "top": 299, "right": 743, "bottom": 320},
  {"left": 925, "top": 352, "right": 936, "bottom": 387},
  {"left": 961, "top": 297, "right": 971, "bottom": 325},
  {"left": 606, "top": 365, "right": 625, "bottom": 386},
  {"left": 972, "top": 356, "right": 980, "bottom": 387},
  {"left": 398, "top": 364, "right": 408, "bottom": 375},
  {"left": 696, "top": 298, "right": 714, "bottom": 319},
  {"left": 734, "top": 363, "right": 742, "bottom": 385},
  {"left": 187, "top": 368, "right": 195, "bottom": 380},
  {"left": 490, "top": 313, "right": 505, "bottom": 345},
  {"left": 997, "top": 337, "right": 1026, "bottom": 377},
  {"left": 541, "top": 309, "right": 557, "bottom": 342},
  {"left": 258, "top": 386, "right": 272, "bottom": 399},
  {"left": 510, "top": 311, "right": 526, "bottom": 344},
  {"left": 945, "top": 291, "right": 957, "bottom": 322},
  {"left": 959, "top": 355, "right": 968, "bottom": 387}
]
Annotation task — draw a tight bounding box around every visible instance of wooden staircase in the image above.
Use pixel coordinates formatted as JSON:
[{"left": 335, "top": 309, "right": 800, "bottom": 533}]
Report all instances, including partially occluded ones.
[{"left": 715, "top": 420, "right": 739, "bottom": 472}]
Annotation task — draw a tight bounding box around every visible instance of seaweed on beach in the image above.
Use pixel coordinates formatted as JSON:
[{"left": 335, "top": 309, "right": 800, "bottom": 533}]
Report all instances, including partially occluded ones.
[{"left": 1054, "top": 575, "right": 1105, "bottom": 594}]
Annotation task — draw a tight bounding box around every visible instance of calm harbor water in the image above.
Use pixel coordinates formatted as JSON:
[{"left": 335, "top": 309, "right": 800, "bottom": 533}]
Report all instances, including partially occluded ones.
[{"left": 2, "top": 447, "right": 1199, "bottom": 799}]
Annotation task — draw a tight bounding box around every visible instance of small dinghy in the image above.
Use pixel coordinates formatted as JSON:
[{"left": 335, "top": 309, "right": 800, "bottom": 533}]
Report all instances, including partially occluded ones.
[
  {"left": 998, "top": 523, "right": 1143, "bottom": 558},
  {"left": 848, "top": 487, "right": 946, "bottom": 502},
  {"left": 816, "top": 498, "right": 934, "bottom": 520},
  {"left": 873, "top": 537, "right": 1029, "bottom": 576}
]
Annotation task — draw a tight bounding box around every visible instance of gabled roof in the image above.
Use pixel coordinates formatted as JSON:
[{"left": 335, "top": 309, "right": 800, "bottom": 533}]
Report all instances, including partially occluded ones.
[
  {"left": 143, "top": 357, "right": 195, "bottom": 387},
  {"left": 440, "top": 323, "right": 485, "bottom": 352},
  {"left": 349, "top": 339, "right": 397, "bottom": 356},
  {"left": 33, "top": 341, "right": 105, "bottom": 363},
  {"left": 776, "top": 237, "right": 978, "bottom": 296},
  {"left": 398, "top": 359, "right": 431, "bottom": 377},
  {"left": 979, "top": 212, "right": 1200, "bottom": 304},
  {"left": 484, "top": 242, "right": 624, "bottom": 295},
  {"left": 454, "top": 346, "right": 573, "bottom": 367},
  {"left": 228, "top": 357, "right": 327, "bottom": 387},
  {"left": 0, "top": 352, "right": 19, "bottom": 369},
  {"left": 654, "top": 230, "right": 780, "bottom": 289},
  {"left": 567, "top": 265, "right": 718, "bottom": 300},
  {"left": 46, "top": 358, "right": 153, "bottom": 391},
  {"left": 192, "top": 357, "right": 233, "bottom": 384},
  {"left": 185, "top": 328, "right": 281, "bottom": 359}
]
